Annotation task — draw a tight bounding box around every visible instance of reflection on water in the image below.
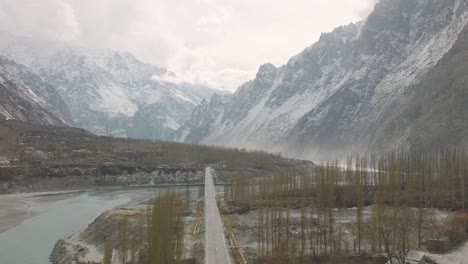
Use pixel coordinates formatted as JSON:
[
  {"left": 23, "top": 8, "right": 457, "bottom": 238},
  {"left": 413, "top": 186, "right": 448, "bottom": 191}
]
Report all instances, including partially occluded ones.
[{"left": 0, "top": 186, "right": 203, "bottom": 264}]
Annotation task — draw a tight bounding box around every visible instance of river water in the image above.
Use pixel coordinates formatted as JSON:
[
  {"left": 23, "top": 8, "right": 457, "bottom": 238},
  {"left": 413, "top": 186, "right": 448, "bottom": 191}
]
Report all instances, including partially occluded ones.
[{"left": 0, "top": 186, "right": 204, "bottom": 264}]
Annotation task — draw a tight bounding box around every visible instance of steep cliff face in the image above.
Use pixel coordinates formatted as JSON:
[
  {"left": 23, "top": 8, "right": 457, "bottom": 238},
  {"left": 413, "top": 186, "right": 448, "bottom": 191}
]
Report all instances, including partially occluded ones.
[
  {"left": 370, "top": 22, "right": 468, "bottom": 151},
  {"left": 177, "top": 0, "right": 468, "bottom": 159},
  {"left": 0, "top": 56, "right": 69, "bottom": 126}
]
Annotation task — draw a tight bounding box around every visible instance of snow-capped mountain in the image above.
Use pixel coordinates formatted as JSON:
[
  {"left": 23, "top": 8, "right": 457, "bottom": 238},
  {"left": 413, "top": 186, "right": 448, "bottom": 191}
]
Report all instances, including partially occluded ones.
[
  {"left": 174, "top": 93, "right": 231, "bottom": 143},
  {"left": 176, "top": 0, "right": 468, "bottom": 159},
  {"left": 0, "top": 32, "right": 226, "bottom": 139},
  {"left": 0, "top": 56, "right": 69, "bottom": 126}
]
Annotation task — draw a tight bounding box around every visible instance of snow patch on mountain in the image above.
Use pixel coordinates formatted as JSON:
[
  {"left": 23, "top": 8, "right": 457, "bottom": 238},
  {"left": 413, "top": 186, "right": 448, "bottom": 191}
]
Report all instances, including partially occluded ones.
[
  {"left": 169, "top": 87, "right": 196, "bottom": 104},
  {"left": 92, "top": 82, "right": 138, "bottom": 117}
]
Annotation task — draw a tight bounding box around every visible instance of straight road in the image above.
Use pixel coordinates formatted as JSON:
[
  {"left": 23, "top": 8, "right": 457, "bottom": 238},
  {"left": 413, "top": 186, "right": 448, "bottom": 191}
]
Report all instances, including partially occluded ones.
[{"left": 204, "top": 167, "right": 232, "bottom": 264}]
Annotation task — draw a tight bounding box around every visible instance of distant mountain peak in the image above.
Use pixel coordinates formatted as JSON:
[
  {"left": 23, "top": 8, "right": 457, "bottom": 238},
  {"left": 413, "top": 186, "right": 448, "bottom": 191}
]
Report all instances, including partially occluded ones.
[{"left": 0, "top": 32, "right": 223, "bottom": 140}]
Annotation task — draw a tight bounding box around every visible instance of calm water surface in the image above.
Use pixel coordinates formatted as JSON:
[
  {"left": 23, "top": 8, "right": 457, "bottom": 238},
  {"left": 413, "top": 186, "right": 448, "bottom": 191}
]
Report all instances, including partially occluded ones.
[{"left": 0, "top": 186, "right": 203, "bottom": 264}]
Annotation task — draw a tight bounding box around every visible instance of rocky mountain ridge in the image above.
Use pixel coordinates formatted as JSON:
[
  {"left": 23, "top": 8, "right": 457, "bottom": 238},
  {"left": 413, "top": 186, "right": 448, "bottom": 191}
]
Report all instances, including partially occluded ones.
[
  {"left": 0, "top": 32, "right": 227, "bottom": 139},
  {"left": 176, "top": 0, "right": 468, "bottom": 159}
]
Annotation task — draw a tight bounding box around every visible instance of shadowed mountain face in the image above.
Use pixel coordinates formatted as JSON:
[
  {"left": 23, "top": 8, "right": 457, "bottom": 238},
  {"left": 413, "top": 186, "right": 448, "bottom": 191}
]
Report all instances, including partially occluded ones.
[
  {"left": 176, "top": 0, "right": 468, "bottom": 160},
  {"left": 372, "top": 23, "right": 468, "bottom": 151},
  {"left": 0, "top": 56, "right": 69, "bottom": 126}
]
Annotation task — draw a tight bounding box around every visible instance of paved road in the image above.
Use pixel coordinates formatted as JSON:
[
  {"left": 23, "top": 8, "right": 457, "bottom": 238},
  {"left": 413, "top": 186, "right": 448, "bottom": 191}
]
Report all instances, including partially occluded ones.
[{"left": 205, "top": 167, "right": 232, "bottom": 264}]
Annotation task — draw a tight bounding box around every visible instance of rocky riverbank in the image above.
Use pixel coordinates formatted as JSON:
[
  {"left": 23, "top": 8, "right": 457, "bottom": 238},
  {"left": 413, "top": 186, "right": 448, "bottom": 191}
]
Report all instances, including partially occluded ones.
[
  {"left": 0, "top": 165, "right": 204, "bottom": 194},
  {"left": 50, "top": 207, "right": 145, "bottom": 264},
  {"left": 50, "top": 195, "right": 205, "bottom": 264}
]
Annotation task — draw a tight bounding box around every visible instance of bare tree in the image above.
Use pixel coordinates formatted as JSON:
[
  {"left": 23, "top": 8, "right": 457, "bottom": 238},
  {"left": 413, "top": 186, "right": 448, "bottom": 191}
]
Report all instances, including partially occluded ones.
[{"left": 103, "top": 240, "right": 112, "bottom": 264}]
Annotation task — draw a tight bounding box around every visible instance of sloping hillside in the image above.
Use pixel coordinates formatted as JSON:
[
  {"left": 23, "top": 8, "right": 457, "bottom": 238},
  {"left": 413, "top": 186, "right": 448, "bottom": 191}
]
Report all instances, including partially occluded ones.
[{"left": 0, "top": 56, "right": 69, "bottom": 126}]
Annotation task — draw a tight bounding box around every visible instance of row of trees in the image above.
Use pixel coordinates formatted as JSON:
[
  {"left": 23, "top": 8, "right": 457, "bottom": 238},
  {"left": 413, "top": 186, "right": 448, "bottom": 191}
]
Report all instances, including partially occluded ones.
[
  {"left": 0, "top": 120, "right": 283, "bottom": 171},
  {"left": 225, "top": 148, "right": 468, "bottom": 263},
  {"left": 93, "top": 136, "right": 280, "bottom": 170},
  {"left": 103, "top": 191, "right": 185, "bottom": 264},
  {"left": 146, "top": 192, "right": 185, "bottom": 264},
  {"left": 227, "top": 148, "right": 468, "bottom": 209}
]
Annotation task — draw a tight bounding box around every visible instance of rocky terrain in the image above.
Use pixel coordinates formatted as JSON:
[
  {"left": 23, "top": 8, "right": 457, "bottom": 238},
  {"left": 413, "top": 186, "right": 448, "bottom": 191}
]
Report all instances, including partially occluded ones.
[
  {"left": 176, "top": 0, "right": 468, "bottom": 160},
  {"left": 50, "top": 193, "right": 204, "bottom": 264},
  {"left": 50, "top": 206, "right": 147, "bottom": 264}
]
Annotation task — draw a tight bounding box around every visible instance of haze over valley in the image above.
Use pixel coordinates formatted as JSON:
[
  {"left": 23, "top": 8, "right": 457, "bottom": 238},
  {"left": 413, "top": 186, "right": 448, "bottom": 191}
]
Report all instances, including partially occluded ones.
[{"left": 0, "top": 1, "right": 467, "bottom": 264}]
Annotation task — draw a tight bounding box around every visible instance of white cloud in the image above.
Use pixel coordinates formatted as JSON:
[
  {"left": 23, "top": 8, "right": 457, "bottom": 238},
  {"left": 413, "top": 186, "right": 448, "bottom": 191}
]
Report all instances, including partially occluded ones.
[
  {"left": 0, "top": 0, "right": 377, "bottom": 91},
  {"left": 197, "top": 6, "right": 233, "bottom": 29},
  {"left": 0, "top": 0, "right": 81, "bottom": 41},
  {"left": 55, "top": 2, "right": 80, "bottom": 41}
]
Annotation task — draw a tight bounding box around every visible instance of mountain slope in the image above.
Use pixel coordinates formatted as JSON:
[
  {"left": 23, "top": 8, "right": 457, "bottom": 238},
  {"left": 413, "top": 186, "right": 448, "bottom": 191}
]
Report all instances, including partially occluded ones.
[
  {"left": 0, "top": 56, "right": 69, "bottom": 126},
  {"left": 173, "top": 93, "right": 231, "bottom": 143},
  {"left": 0, "top": 32, "right": 225, "bottom": 139},
  {"left": 177, "top": 0, "right": 468, "bottom": 159},
  {"left": 370, "top": 22, "right": 468, "bottom": 150}
]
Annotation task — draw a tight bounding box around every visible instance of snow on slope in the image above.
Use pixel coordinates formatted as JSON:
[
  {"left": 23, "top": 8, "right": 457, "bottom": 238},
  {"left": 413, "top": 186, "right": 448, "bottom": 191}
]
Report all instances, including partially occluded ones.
[
  {"left": 177, "top": 0, "right": 468, "bottom": 159},
  {"left": 91, "top": 82, "right": 138, "bottom": 117},
  {"left": 0, "top": 56, "right": 69, "bottom": 126},
  {"left": 0, "top": 32, "right": 226, "bottom": 139}
]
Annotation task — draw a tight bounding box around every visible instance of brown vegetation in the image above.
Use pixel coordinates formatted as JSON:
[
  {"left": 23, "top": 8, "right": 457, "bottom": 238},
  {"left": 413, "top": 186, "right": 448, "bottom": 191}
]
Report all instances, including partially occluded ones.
[
  {"left": 103, "top": 191, "right": 186, "bottom": 264},
  {"left": 0, "top": 119, "right": 285, "bottom": 169},
  {"left": 0, "top": 120, "right": 311, "bottom": 193},
  {"left": 224, "top": 148, "right": 468, "bottom": 263}
]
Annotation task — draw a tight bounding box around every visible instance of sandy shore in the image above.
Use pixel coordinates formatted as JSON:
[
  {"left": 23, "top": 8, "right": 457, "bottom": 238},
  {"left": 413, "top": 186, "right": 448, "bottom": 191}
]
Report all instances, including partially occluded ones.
[{"left": 0, "top": 190, "right": 87, "bottom": 234}]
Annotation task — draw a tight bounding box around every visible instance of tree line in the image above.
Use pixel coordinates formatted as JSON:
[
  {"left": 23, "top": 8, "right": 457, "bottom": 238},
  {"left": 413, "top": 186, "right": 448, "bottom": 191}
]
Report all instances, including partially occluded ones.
[
  {"left": 224, "top": 147, "right": 468, "bottom": 263},
  {"left": 103, "top": 191, "right": 185, "bottom": 264}
]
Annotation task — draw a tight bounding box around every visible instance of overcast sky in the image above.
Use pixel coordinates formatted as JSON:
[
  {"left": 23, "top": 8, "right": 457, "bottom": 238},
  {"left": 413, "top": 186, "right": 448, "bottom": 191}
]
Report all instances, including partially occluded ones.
[{"left": 0, "top": 0, "right": 377, "bottom": 91}]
